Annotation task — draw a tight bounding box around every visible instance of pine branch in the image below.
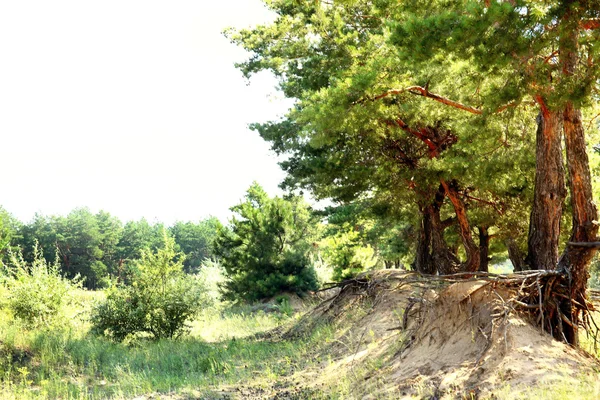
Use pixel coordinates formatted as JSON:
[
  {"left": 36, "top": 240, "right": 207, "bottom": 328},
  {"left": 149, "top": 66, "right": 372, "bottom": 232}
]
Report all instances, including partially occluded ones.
[
  {"left": 405, "top": 86, "right": 482, "bottom": 114},
  {"left": 357, "top": 86, "right": 519, "bottom": 115},
  {"left": 463, "top": 194, "right": 504, "bottom": 215},
  {"left": 354, "top": 87, "right": 482, "bottom": 114}
]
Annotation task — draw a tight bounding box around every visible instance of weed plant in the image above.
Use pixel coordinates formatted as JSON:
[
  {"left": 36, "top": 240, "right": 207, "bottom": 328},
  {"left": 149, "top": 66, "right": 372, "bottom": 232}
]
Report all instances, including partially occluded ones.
[{"left": 1, "top": 244, "right": 82, "bottom": 327}]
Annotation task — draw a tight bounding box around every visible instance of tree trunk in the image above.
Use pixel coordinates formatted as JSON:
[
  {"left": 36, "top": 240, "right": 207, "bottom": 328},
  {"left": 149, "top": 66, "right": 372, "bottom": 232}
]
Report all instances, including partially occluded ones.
[
  {"left": 430, "top": 214, "right": 460, "bottom": 275},
  {"left": 414, "top": 204, "right": 436, "bottom": 274},
  {"left": 555, "top": 5, "right": 599, "bottom": 345},
  {"left": 558, "top": 104, "right": 598, "bottom": 288},
  {"left": 441, "top": 179, "right": 480, "bottom": 272},
  {"left": 506, "top": 238, "right": 526, "bottom": 272},
  {"left": 526, "top": 108, "right": 566, "bottom": 270},
  {"left": 478, "top": 226, "right": 490, "bottom": 272},
  {"left": 413, "top": 185, "right": 458, "bottom": 275}
]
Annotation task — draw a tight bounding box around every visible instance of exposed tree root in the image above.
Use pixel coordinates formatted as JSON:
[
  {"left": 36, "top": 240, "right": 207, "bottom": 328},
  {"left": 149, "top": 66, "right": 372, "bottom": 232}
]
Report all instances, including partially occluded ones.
[
  {"left": 276, "top": 270, "right": 600, "bottom": 397},
  {"left": 320, "top": 270, "right": 598, "bottom": 349}
]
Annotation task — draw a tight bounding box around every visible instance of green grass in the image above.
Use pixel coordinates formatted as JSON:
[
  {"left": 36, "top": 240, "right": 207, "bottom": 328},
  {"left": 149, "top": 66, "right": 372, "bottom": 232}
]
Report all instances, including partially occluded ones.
[
  {"left": 190, "top": 307, "right": 289, "bottom": 342},
  {"left": 1, "top": 287, "right": 600, "bottom": 399},
  {"left": 0, "top": 291, "right": 338, "bottom": 400},
  {"left": 492, "top": 371, "right": 600, "bottom": 400}
]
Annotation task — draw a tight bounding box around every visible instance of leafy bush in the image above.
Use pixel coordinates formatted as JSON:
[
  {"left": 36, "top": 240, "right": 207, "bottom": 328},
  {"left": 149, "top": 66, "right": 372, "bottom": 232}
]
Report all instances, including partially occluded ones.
[
  {"left": 91, "top": 232, "right": 207, "bottom": 341},
  {"left": 1, "top": 244, "right": 82, "bottom": 327}
]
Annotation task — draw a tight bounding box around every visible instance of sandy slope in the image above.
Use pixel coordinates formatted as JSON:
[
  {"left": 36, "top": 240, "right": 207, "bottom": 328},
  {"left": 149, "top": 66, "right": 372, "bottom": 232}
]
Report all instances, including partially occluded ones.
[{"left": 290, "top": 270, "right": 600, "bottom": 399}]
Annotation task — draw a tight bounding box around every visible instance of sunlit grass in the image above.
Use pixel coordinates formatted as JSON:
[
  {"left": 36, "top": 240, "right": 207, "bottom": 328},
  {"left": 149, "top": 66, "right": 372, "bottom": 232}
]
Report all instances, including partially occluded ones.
[
  {"left": 493, "top": 371, "right": 600, "bottom": 400},
  {"left": 190, "top": 307, "right": 289, "bottom": 342},
  {"left": 0, "top": 291, "right": 335, "bottom": 399},
  {"left": 1, "top": 284, "right": 600, "bottom": 399}
]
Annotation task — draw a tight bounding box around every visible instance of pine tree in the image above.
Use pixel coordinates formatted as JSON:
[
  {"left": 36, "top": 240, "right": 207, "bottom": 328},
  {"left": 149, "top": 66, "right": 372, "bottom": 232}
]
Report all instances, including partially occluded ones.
[
  {"left": 214, "top": 183, "right": 319, "bottom": 301},
  {"left": 229, "top": 0, "right": 537, "bottom": 274},
  {"left": 390, "top": 0, "right": 600, "bottom": 344}
]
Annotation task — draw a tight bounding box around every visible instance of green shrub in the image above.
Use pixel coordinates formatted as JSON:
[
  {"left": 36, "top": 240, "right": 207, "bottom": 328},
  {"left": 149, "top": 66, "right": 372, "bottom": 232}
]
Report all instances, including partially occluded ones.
[
  {"left": 1, "top": 244, "right": 82, "bottom": 327},
  {"left": 214, "top": 183, "right": 319, "bottom": 302},
  {"left": 91, "top": 231, "right": 207, "bottom": 341}
]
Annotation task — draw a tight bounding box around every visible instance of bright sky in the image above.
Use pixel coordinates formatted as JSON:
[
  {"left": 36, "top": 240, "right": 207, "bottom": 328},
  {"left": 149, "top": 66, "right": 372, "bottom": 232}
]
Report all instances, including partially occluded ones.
[{"left": 0, "top": 0, "right": 293, "bottom": 225}]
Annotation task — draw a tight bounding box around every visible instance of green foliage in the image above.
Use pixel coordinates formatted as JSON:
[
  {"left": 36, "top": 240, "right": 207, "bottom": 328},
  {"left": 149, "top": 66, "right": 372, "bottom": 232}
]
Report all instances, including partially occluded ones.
[
  {"left": 1, "top": 244, "right": 82, "bottom": 327},
  {"left": 11, "top": 208, "right": 227, "bottom": 290},
  {"left": 215, "top": 183, "right": 319, "bottom": 302},
  {"left": 169, "top": 217, "right": 222, "bottom": 273},
  {"left": 94, "top": 210, "right": 123, "bottom": 280},
  {"left": 16, "top": 213, "right": 59, "bottom": 270},
  {"left": 321, "top": 226, "right": 377, "bottom": 281},
  {"left": 14, "top": 211, "right": 223, "bottom": 289},
  {"left": 15, "top": 209, "right": 126, "bottom": 290},
  {"left": 0, "top": 207, "right": 20, "bottom": 264},
  {"left": 53, "top": 208, "right": 108, "bottom": 289},
  {"left": 116, "top": 218, "right": 165, "bottom": 263},
  {"left": 229, "top": 0, "right": 538, "bottom": 271},
  {"left": 91, "top": 232, "right": 206, "bottom": 341},
  {"left": 323, "top": 202, "right": 413, "bottom": 274}
]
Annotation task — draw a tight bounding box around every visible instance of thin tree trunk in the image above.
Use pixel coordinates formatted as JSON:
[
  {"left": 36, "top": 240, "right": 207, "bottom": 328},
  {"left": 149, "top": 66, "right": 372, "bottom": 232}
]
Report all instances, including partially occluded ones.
[
  {"left": 441, "top": 179, "right": 480, "bottom": 272},
  {"left": 414, "top": 204, "right": 436, "bottom": 274},
  {"left": 478, "top": 226, "right": 490, "bottom": 272},
  {"left": 526, "top": 107, "right": 566, "bottom": 270},
  {"left": 431, "top": 184, "right": 460, "bottom": 274},
  {"left": 506, "top": 238, "right": 526, "bottom": 272}
]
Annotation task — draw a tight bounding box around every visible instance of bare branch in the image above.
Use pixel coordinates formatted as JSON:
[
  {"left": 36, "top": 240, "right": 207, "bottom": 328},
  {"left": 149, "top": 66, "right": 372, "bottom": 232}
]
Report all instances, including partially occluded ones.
[{"left": 567, "top": 241, "right": 600, "bottom": 248}]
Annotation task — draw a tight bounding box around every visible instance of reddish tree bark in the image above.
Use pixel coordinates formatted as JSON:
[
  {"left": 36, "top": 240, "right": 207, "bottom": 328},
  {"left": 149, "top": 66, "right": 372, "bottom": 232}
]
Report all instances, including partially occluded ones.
[
  {"left": 526, "top": 107, "right": 566, "bottom": 270},
  {"left": 558, "top": 104, "right": 598, "bottom": 287},
  {"left": 555, "top": 5, "right": 599, "bottom": 345},
  {"left": 441, "top": 179, "right": 480, "bottom": 272}
]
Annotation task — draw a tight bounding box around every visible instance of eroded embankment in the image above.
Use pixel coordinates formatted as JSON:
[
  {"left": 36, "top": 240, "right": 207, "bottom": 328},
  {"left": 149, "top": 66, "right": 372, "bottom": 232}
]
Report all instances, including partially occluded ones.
[{"left": 280, "top": 270, "right": 600, "bottom": 399}]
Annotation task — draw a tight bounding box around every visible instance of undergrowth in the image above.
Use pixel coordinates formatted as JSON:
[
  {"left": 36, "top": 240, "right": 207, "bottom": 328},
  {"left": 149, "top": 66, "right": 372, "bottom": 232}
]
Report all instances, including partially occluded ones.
[
  {"left": 0, "top": 282, "right": 599, "bottom": 399},
  {"left": 0, "top": 289, "right": 340, "bottom": 399}
]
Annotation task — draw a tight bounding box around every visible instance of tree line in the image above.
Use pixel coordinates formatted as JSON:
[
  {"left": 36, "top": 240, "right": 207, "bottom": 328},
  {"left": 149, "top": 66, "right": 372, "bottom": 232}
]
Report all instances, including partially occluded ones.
[
  {"left": 0, "top": 184, "right": 427, "bottom": 299},
  {"left": 0, "top": 206, "right": 220, "bottom": 289}
]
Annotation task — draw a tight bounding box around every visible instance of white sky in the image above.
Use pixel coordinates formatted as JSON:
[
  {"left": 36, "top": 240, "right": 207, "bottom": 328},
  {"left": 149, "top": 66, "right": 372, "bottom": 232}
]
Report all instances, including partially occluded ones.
[{"left": 0, "top": 0, "right": 294, "bottom": 225}]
